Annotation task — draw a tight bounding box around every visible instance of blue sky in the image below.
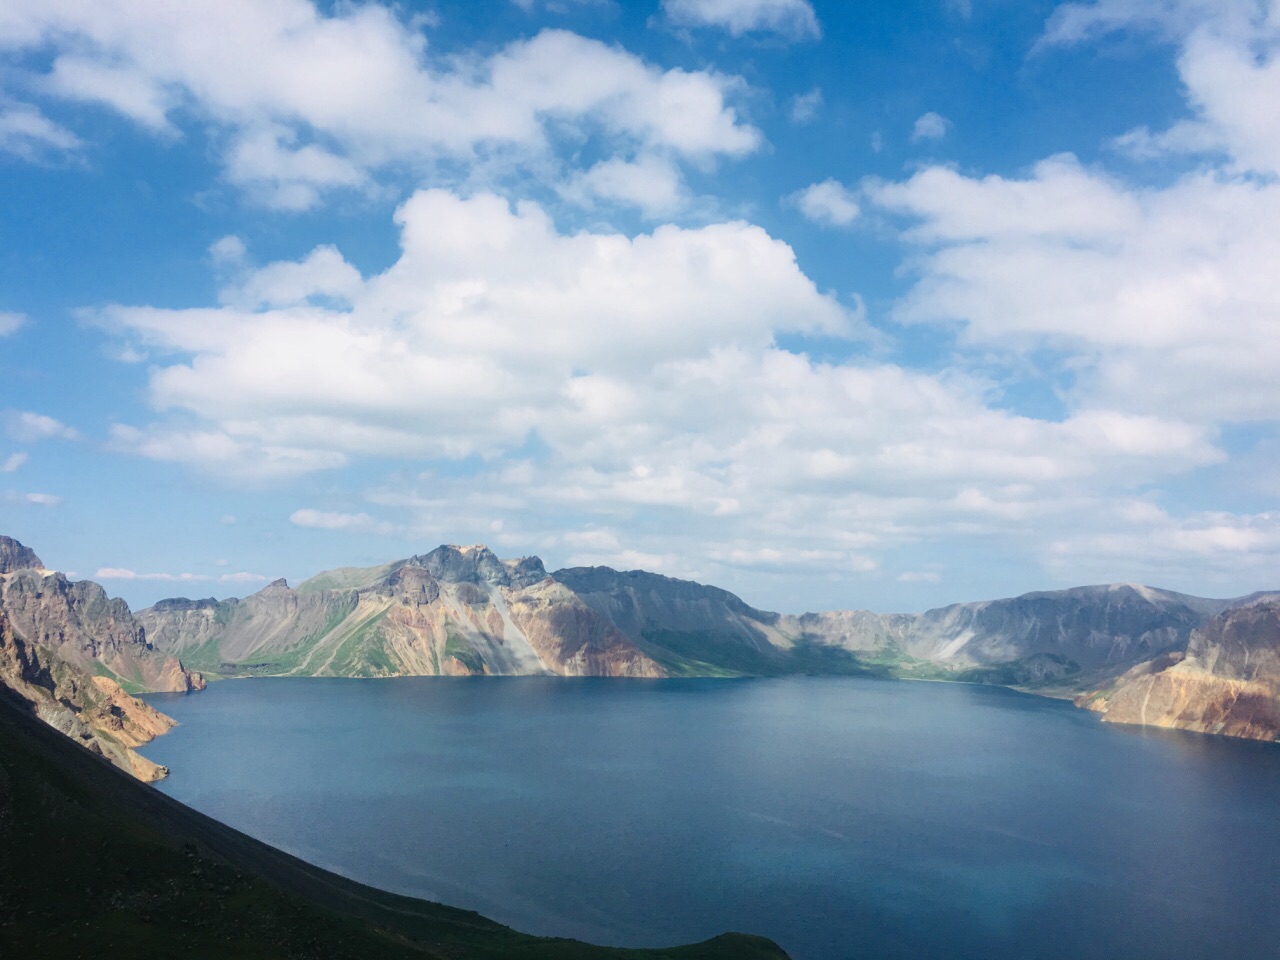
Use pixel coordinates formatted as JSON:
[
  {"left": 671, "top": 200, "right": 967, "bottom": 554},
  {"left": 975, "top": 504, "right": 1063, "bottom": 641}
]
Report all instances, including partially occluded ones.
[{"left": 2, "top": 0, "right": 1278, "bottom": 613}]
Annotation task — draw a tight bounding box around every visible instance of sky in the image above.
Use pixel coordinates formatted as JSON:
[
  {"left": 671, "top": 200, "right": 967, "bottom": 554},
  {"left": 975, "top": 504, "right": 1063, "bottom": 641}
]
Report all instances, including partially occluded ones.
[{"left": 1, "top": 0, "right": 1279, "bottom": 614}]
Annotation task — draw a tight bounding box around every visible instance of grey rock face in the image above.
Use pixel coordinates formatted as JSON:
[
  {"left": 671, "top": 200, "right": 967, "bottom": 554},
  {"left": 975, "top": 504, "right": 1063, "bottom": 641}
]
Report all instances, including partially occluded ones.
[
  {"left": 552, "top": 566, "right": 779, "bottom": 647},
  {"left": 0, "top": 536, "right": 43, "bottom": 574}
]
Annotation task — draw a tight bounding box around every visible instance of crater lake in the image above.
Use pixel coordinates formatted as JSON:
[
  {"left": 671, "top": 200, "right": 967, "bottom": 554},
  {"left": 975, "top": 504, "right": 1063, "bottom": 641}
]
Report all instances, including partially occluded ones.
[{"left": 142, "top": 676, "right": 1280, "bottom": 960}]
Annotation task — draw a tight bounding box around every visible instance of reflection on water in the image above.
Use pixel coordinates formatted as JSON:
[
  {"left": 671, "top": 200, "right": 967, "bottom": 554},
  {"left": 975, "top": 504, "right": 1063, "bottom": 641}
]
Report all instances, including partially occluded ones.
[{"left": 144, "top": 676, "right": 1280, "bottom": 960}]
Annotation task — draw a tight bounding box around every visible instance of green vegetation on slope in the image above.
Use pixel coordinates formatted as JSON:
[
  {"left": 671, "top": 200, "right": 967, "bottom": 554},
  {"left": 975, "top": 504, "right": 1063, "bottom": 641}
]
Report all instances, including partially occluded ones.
[
  {"left": 639, "top": 630, "right": 876, "bottom": 678},
  {"left": 0, "top": 690, "right": 789, "bottom": 960},
  {"left": 444, "top": 622, "right": 486, "bottom": 674}
]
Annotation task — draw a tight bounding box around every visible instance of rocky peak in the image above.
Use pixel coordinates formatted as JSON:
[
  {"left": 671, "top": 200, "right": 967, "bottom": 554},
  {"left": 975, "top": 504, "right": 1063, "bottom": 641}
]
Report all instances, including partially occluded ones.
[
  {"left": 409, "top": 544, "right": 533, "bottom": 587},
  {"left": 0, "top": 536, "right": 44, "bottom": 574},
  {"left": 504, "top": 555, "right": 549, "bottom": 589},
  {"left": 379, "top": 564, "right": 440, "bottom": 605}
]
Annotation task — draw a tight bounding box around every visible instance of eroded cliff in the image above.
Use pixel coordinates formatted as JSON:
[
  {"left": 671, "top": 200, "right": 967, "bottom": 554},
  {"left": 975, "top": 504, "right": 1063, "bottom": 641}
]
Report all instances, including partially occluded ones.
[
  {"left": 1079, "top": 598, "right": 1280, "bottom": 741},
  {"left": 0, "top": 605, "right": 175, "bottom": 780},
  {"left": 142, "top": 545, "right": 661, "bottom": 679}
]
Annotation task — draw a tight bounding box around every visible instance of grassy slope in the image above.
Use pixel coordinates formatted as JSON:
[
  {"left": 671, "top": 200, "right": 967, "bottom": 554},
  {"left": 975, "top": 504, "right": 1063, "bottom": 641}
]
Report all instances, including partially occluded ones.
[{"left": 0, "top": 692, "right": 788, "bottom": 960}]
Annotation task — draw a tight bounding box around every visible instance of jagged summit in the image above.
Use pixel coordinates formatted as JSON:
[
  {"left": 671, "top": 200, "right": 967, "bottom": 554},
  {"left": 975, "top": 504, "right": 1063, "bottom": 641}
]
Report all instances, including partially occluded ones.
[
  {"left": 406, "top": 544, "right": 547, "bottom": 589},
  {"left": 294, "top": 544, "right": 549, "bottom": 595},
  {"left": 0, "top": 535, "right": 44, "bottom": 574}
]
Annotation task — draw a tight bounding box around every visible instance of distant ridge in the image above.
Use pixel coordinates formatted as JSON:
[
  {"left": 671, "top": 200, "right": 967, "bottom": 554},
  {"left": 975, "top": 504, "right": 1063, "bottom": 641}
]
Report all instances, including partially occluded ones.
[{"left": 4, "top": 532, "right": 1280, "bottom": 746}]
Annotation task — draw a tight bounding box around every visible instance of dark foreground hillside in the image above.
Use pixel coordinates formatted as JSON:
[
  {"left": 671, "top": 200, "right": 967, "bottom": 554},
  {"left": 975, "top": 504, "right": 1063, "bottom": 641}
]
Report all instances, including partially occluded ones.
[{"left": 0, "top": 691, "right": 787, "bottom": 960}]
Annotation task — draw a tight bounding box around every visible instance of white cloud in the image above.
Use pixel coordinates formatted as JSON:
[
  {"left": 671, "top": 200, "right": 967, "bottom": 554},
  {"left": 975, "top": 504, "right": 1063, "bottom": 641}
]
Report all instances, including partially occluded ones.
[
  {"left": 108, "top": 424, "right": 346, "bottom": 481},
  {"left": 790, "top": 179, "right": 860, "bottom": 226},
  {"left": 560, "top": 154, "right": 690, "bottom": 218},
  {"left": 218, "top": 571, "right": 273, "bottom": 584},
  {"left": 561, "top": 527, "right": 622, "bottom": 551},
  {"left": 4, "top": 411, "right": 78, "bottom": 442},
  {"left": 2, "top": 453, "right": 28, "bottom": 473},
  {"left": 0, "top": 101, "right": 80, "bottom": 159},
  {"left": 210, "top": 235, "right": 248, "bottom": 265},
  {"left": 1043, "top": 1, "right": 1280, "bottom": 177},
  {"left": 90, "top": 183, "right": 1245, "bottom": 589},
  {"left": 95, "top": 567, "right": 211, "bottom": 582},
  {"left": 911, "top": 111, "right": 951, "bottom": 142},
  {"left": 99, "top": 188, "right": 855, "bottom": 477},
  {"left": 222, "top": 244, "right": 363, "bottom": 309},
  {"left": 3, "top": 490, "right": 61, "bottom": 507},
  {"left": 46, "top": 56, "right": 175, "bottom": 132},
  {"left": 867, "top": 155, "right": 1280, "bottom": 422},
  {"left": 898, "top": 570, "right": 942, "bottom": 583},
  {"left": 290, "top": 509, "right": 400, "bottom": 535},
  {"left": 220, "top": 514, "right": 238, "bottom": 525},
  {"left": 1046, "top": 503, "right": 1280, "bottom": 592},
  {"left": 1040, "top": 0, "right": 1248, "bottom": 47},
  {"left": 789, "top": 87, "right": 823, "bottom": 124},
  {"left": 1, "top": 5, "right": 760, "bottom": 207},
  {"left": 512, "top": 0, "right": 612, "bottom": 11},
  {"left": 663, "top": 0, "right": 821, "bottom": 38},
  {"left": 0, "top": 312, "right": 25, "bottom": 336}
]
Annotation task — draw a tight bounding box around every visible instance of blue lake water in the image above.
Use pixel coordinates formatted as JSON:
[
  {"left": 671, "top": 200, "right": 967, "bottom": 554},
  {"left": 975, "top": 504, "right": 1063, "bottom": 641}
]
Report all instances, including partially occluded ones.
[{"left": 142, "top": 676, "right": 1280, "bottom": 960}]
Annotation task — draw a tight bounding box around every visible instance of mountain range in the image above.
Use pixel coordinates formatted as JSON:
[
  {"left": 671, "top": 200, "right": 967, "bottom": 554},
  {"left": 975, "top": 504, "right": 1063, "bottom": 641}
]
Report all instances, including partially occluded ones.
[{"left": 3, "top": 534, "right": 1279, "bottom": 789}]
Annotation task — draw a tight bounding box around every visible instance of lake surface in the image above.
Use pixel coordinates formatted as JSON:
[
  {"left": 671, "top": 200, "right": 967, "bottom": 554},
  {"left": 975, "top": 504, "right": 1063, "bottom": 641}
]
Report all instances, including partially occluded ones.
[{"left": 142, "top": 676, "right": 1280, "bottom": 960}]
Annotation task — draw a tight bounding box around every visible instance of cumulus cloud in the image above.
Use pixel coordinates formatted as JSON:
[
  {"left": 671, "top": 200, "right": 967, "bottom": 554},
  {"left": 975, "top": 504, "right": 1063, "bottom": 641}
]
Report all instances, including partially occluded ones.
[
  {"left": 560, "top": 154, "right": 690, "bottom": 218},
  {"left": 911, "top": 111, "right": 951, "bottom": 142},
  {"left": 1043, "top": 0, "right": 1280, "bottom": 177},
  {"left": 4, "top": 411, "right": 78, "bottom": 442},
  {"left": 0, "top": 4, "right": 760, "bottom": 208},
  {"left": 790, "top": 179, "right": 860, "bottom": 226},
  {"left": 663, "top": 0, "right": 821, "bottom": 38},
  {"left": 867, "top": 154, "right": 1280, "bottom": 423},
  {"left": 1, "top": 453, "right": 28, "bottom": 473},
  {"left": 89, "top": 181, "right": 1241, "bottom": 590},
  {"left": 99, "top": 189, "right": 856, "bottom": 476}
]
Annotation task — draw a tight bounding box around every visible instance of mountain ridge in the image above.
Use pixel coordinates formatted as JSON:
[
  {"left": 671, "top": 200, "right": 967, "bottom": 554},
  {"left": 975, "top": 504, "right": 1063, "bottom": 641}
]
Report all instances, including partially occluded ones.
[{"left": 4, "top": 533, "right": 1279, "bottom": 750}]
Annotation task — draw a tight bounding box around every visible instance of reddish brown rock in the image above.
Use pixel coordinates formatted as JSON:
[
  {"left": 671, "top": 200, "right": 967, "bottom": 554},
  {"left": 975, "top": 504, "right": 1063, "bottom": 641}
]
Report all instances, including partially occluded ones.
[{"left": 1080, "top": 600, "right": 1280, "bottom": 741}]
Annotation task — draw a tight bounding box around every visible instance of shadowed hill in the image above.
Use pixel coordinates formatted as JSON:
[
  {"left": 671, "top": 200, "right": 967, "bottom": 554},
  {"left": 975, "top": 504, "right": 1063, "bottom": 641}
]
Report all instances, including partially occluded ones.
[{"left": 0, "top": 688, "right": 788, "bottom": 960}]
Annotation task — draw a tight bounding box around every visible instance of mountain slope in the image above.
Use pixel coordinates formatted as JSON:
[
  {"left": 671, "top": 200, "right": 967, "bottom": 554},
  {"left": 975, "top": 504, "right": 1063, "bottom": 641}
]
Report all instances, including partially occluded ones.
[
  {"left": 141, "top": 545, "right": 661, "bottom": 679},
  {"left": 0, "top": 536, "right": 203, "bottom": 695},
  {"left": 551, "top": 566, "right": 802, "bottom": 675},
  {"left": 1079, "top": 598, "right": 1280, "bottom": 741},
  {"left": 0, "top": 605, "right": 174, "bottom": 781},
  {"left": 0, "top": 687, "right": 789, "bottom": 960},
  {"left": 0, "top": 535, "right": 203, "bottom": 780},
  {"left": 554, "top": 568, "right": 1233, "bottom": 690}
]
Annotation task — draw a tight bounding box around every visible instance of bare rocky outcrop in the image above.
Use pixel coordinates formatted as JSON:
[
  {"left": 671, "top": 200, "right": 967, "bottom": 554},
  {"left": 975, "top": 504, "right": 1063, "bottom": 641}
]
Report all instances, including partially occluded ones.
[
  {"left": 1, "top": 567, "right": 203, "bottom": 693},
  {"left": 0, "top": 535, "right": 204, "bottom": 780},
  {"left": 141, "top": 545, "right": 659, "bottom": 679},
  {"left": 0, "top": 535, "right": 43, "bottom": 574},
  {"left": 1079, "top": 599, "right": 1280, "bottom": 741},
  {"left": 0, "top": 605, "right": 174, "bottom": 781},
  {"left": 503, "top": 578, "right": 663, "bottom": 677}
]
